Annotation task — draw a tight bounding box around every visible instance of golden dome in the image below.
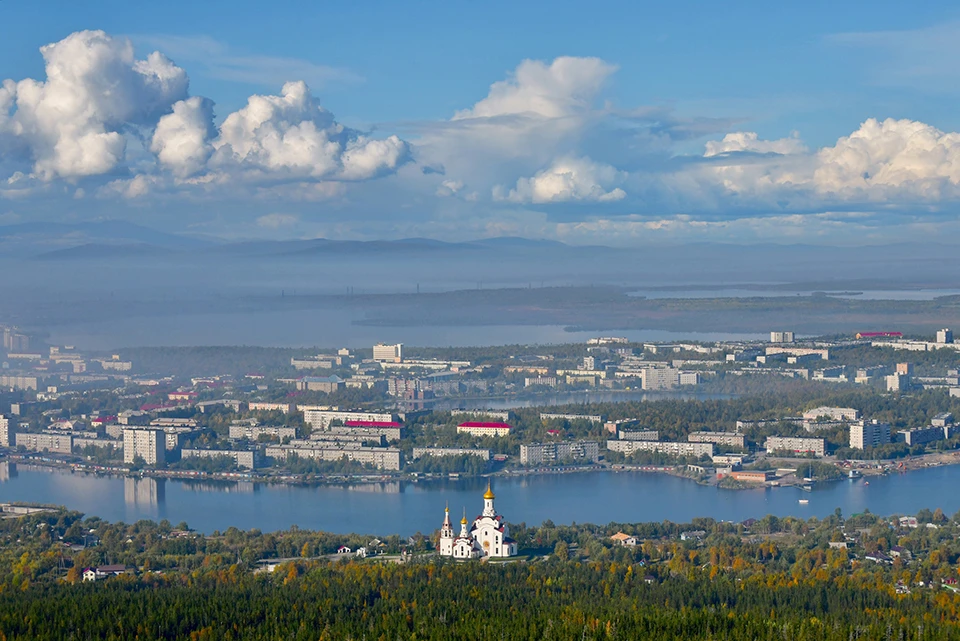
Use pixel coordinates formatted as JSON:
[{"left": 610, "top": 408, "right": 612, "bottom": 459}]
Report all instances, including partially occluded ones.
[
  {"left": 483, "top": 481, "right": 495, "bottom": 500},
  {"left": 460, "top": 515, "right": 468, "bottom": 524}
]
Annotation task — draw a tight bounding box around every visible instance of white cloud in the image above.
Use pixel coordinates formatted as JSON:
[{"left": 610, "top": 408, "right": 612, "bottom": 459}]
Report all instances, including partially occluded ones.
[
  {"left": 151, "top": 96, "right": 215, "bottom": 177},
  {"left": 3, "top": 30, "right": 188, "bottom": 180},
  {"left": 704, "top": 131, "right": 806, "bottom": 157},
  {"left": 498, "top": 156, "right": 626, "bottom": 203},
  {"left": 694, "top": 118, "right": 960, "bottom": 203},
  {"left": 453, "top": 57, "right": 616, "bottom": 120},
  {"left": 814, "top": 118, "right": 960, "bottom": 198},
  {"left": 211, "top": 81, "right": 409, "bottom": 181}
]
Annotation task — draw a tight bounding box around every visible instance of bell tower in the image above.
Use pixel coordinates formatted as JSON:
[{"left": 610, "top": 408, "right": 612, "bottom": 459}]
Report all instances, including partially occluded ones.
[{"left": 482, "top": 481, "right": 496, "bottom": 517}]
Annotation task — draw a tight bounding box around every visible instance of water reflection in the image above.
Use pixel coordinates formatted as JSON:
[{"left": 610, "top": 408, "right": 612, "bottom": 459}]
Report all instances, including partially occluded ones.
[
  {"left": 124, "top": 477, "right": 165, "bottom": 509},
  {"left": 0, "top": 461, "right": 15, "bottom": 482},
  {"left": 180, "top": 480, "right": 257, "bottom": 494},
  {"left": 346, "top": 482, "right": 401, "bottom": 494}
]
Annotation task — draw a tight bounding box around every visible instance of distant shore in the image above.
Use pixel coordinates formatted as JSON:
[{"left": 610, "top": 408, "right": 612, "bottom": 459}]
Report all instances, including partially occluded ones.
[{"left": 4, "top": 449, "right": 960, "bottom": 490}]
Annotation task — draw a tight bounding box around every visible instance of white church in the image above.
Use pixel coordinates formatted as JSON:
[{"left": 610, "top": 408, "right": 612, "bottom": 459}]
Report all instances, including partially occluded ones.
[{"left": 438, "top": 482, "right": 518, "bottom": 559}]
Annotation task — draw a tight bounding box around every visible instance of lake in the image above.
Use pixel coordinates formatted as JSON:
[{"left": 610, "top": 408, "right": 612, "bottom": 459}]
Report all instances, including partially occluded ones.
[{"left": 2, "top": 462, "right": 958, "bottom": 536}]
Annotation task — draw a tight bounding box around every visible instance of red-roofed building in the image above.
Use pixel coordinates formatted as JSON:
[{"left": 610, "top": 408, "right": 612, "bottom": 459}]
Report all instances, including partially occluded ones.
[{"left": 457, "top": 422, "right": 512, "bottom": 437}]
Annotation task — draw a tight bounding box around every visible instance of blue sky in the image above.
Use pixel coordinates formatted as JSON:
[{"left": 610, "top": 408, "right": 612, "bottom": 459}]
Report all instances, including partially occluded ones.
[{"left": 2, "top": 1, "right": 960, "bottom": 245}]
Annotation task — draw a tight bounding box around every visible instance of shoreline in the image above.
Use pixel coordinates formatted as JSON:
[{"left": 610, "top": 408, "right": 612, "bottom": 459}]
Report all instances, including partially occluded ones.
[{"left": 5, "top": 449, "right": 960, "bottom": 490}]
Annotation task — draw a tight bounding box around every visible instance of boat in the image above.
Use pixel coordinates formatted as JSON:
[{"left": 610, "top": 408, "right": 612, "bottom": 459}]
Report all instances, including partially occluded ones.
[
  {"left": 800, "top": 484, "right": 812, "bottom": 492},
  {"left": 848, "top": 469, "right": 861, "bottom": 479},
  {"left": 798, "top": 499, "right": 809, "bottom": 504},
  {"left": 864, "top": 481, "right": 869, "bottom": 486}
]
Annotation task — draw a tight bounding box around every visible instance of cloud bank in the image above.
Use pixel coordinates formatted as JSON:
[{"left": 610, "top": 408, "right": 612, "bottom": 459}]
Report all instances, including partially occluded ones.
[{"left": 4, "top": 29, "right": 960, "bottom": 245}]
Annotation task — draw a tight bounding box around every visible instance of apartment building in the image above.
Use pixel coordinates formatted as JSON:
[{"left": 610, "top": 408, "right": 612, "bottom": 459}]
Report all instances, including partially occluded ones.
[{"left": 520, "top": 441, "right": 600, "bottom": 465}]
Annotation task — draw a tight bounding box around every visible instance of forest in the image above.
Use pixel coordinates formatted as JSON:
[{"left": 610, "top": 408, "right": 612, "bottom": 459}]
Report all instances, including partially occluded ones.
[{"left": 4, "top": 507, "right": 960, "bottom": 638}]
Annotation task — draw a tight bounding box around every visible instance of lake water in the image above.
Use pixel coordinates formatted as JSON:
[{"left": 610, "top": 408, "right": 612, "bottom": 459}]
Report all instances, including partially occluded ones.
[
  {"left": 430, "top": 391, "right": 732, "bottom": 411},
  {"left": 2, "top": 462, "right": 958, "bottom": 536},
  {"left": 47, "top": 312, "right": 765, "bottom": 350}
]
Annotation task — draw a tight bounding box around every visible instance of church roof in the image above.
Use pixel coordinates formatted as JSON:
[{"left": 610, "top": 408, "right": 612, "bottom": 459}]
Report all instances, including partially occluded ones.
[{"left": 483, "top": 481, "right": 495, "bottom": 500}]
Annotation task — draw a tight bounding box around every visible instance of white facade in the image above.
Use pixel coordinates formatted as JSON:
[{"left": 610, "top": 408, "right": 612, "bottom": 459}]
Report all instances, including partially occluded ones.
[
  {"left": 641, "top": 368, "right": 679, "bottom": 391},
  {"left": 456, "top": 423, "right": 512, "bottom": 437},
  {"left": 373, "top": 343, "right": 403, "bottom": 363},
  {"left": 606, "top": 439, "right": 714, "bottom": 458},
  {"left": 802, "top": 407, "right": 860, "bottom": 422},
  {"left": 438, "top": 484, "right": 518, "bottom": 560},
  {"left": 770, "top": 331, "right": 795, "bottom": 343},
  {"left": 849, "top": 420, "right": 890, "bottom": 450},
  {"left": 938, "top": 329, "right": 954, "bottom": 344},
  {"left": 0, "top": 415, "right": 12, "bottom": 447},
  {"left": 764, "top": 436, "right": 826, "bottom": 457},
  {"left": 123, "top": 428, "right": 165, "bottom": 465},
  {"left": 687, "top": 432, "right": 745, "bottom": 447},
  {"left": 520, "top": 441, "right": 600, "bottom": 465},
  {"left": 303, "top": 409, "right": 396, "bottom": 430}
]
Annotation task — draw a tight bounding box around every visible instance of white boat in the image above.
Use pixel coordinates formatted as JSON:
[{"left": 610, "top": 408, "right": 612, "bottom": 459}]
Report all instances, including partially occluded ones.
[{"left": 798, "top": 499, "right": 809, "bottom": 504}]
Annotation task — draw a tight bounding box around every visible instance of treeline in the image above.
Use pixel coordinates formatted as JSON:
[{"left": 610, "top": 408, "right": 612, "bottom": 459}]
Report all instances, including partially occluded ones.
[{"left": 3, "top": 561, "right": 958, "bottom": 640}]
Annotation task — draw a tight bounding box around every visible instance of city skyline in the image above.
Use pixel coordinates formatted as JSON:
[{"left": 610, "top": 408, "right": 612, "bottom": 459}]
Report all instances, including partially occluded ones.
[{"left": 2, "top": 2, "right": 960, "bottom": 245}]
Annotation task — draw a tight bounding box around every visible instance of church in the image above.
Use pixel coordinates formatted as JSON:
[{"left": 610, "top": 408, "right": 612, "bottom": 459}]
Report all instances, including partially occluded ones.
[{"left": 438, "top": 482, "right": 518, "bottom": 559}]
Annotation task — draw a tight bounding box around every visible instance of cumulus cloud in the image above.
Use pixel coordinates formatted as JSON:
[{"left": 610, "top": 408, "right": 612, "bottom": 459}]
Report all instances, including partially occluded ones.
[
  {"left": 0, "top": 31, "right": 410, "bottom": 198},
  {"left": 695, "top": 118, "right": 960, "bottom": 204},
  {"left": 498, "top": 156, "right": 626, "bottom": 203},
  {"left": 3, "top": 30, "right": 188, "bottom": 180},
  {"left": 151, "top": 96, "right": 215, "bottom": 177},
  {"left": 453, "top": 57, "right": 616, "bottom": 120},
  {"left": 704, "top": 131, "right": 806, "bottom": 157},
  {"left": 211, "top": 81, "right": 409, "bottom": 181},
  {"left": 814, "top": 118, "right": 960, "bottom": 198}
]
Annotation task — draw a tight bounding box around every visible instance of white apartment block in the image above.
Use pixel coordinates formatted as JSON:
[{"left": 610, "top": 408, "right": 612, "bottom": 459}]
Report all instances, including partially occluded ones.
[
  {"left": 456, "top": 422, "right": 512, "bottom": 437},
  {"left": 411, "top": 447, "right": 491, "bottom": 461},
  {"left": 520, "top": 441, "right": 600, "bottom": 465},
  {"left": 540, "top": 413, "right": 604, "bottom": 424},
  {"left": 228, "top": 425, "right": 298, "bottom": 441},
  {"left": 770, "top": 331, "right": 795, "bottom": 343},
  {"left": 849, "top": 420, "right": 891, "bottom": 450},
  {"left": 181, "top": 448, "right": 262, "bottom": 470},
  {"left": 123, "top": 428, "right": 165, "bottom": 465},
  {"left": 0, "top": 415, "right": 12, "bottom": 447},
  {"left": 764, "top": 436, "right": 826, "bottom": 457},
  {"left": 15, "top": 432, "right": 72, "bottom": 454},
  {"left": 303, "top": 409, "right": 396, "bottom": 430},
  {"left": 265, "top": 444, "right": 401, "bottom": 471},
  {"left": 642, "top": 367, "right": 679, "bottom": 391},
  {"left": 248, "top": 402, "right": 295, "bottom": 414},
  {"left": 373, "top": 343, "right": 403, "bottom": 363},
  {"left": 606, "top": 440, "right": 714, "bottom": 458},
  {"left": 687, "top": 432, "right": 746, "bottom": 448},
  {"left": 802, "top": 407, "right": 860, "bottom": 422}
]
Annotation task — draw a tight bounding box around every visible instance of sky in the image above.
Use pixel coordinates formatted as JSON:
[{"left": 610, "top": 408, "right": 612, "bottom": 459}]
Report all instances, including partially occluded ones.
[{"left": 2, "top": 1, "right": 960, "bottom": 246}]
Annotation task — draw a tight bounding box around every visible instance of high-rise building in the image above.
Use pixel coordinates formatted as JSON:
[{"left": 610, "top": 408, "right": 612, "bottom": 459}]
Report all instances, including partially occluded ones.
[
  {"left": 372, "top": 343, "right": 403, "bottom": 363},
  {"left": 123, "top": 428, "right": 165, "bottom": 466},
  {"left": 770, "top": 331, "right": 795, "bottom": 343},
  {"left": 641, "top": 367, "right": 679, "bottom": 391},
  {"left": 849, "top": 420, "right": 890, "bottom": 450},
  {"left": 937, "top": 328, "right": 954, "bottom": 344},
  {"left": 0, "top": 415, "right": 14, "bottom": 447}
]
